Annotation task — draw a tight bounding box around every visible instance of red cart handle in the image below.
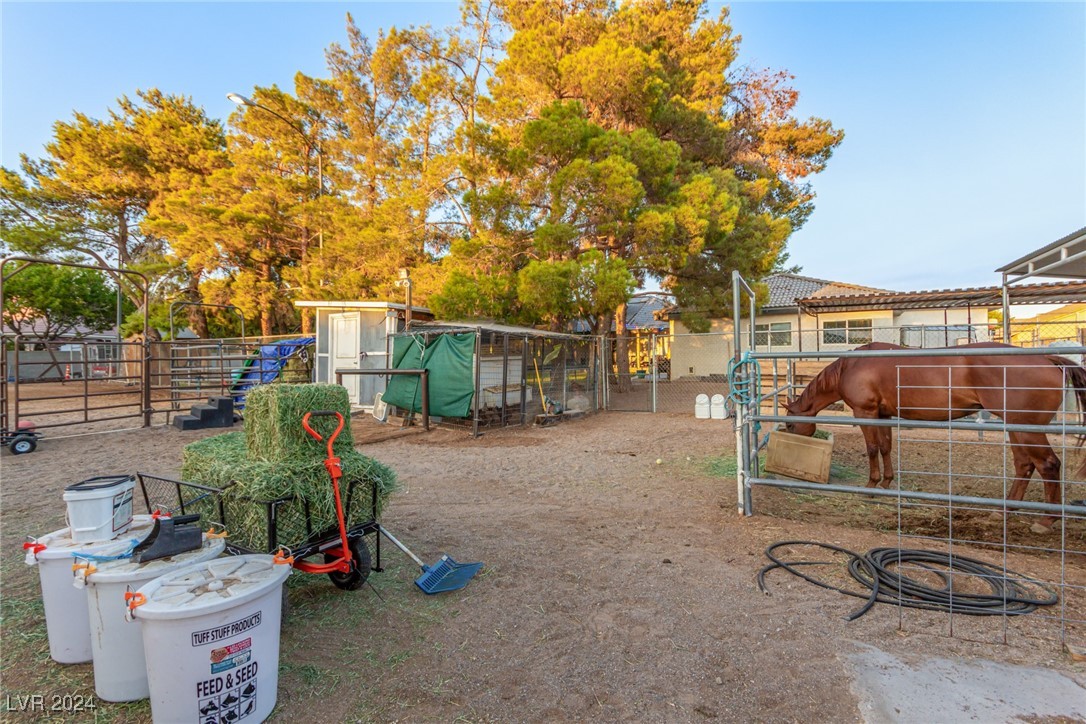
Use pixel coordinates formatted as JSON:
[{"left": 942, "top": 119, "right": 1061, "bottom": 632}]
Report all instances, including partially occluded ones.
[
  {"left": 302, "top": 411, "right": 344, "bottom": 450},
  {"left": 300, "top": 411, "right": 352, "bottom": 576},
  {"left": 302, "top": 411, "right": 344, "bottom": 479}
]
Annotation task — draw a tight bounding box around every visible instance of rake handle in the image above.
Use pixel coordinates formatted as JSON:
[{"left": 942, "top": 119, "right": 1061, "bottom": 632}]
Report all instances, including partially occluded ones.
[{"left": 378, "top": 525, "right": 427, "bottom": 570}]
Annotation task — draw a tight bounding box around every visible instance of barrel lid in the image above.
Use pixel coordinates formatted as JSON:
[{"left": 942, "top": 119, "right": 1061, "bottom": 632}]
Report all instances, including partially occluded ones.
[
  {"left": 27, "top": 515, "right": 155, "bottom": 562},
  {"left": 64, "top": 474, "right": 134, "bottom": 492},
  {"left": 83, "top": 535, "right": 226, "bottom": 584},
  {"left": 133, "top": 555, "right": 291, "bottom": 621}
]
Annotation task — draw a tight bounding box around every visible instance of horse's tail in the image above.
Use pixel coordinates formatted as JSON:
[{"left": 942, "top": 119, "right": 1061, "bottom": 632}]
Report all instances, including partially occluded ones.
[{"left": 1048, "top": 356, "right": 1086, "bottom": 460}]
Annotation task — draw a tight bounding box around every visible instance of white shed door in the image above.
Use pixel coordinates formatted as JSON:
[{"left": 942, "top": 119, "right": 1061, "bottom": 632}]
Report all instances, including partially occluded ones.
[
  {"left": 331, "top": 312, "right": 361, "bottom": 403},
  {"left": 356, "top": 311, "right": 391, "bottom": 409}
]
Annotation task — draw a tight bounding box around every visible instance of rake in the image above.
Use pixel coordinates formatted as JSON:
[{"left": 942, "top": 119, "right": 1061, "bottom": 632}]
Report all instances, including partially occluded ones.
[{"left": 378, "top": 525, "right": 483, "bottom": 594}]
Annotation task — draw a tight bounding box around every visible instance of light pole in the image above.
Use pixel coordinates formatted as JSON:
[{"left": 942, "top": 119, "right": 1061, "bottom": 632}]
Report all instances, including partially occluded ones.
[
  {"left": 227, "top": 92, "right": 323, "bottom": 251},
  {"left": 397, "top": 268, "right": 413, "bottom": 330}
]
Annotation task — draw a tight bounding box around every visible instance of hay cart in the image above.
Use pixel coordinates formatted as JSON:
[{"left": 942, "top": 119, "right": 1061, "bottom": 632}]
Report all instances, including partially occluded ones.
[{"left": 136, "top": 469, "right": 382, "bottom": 591}]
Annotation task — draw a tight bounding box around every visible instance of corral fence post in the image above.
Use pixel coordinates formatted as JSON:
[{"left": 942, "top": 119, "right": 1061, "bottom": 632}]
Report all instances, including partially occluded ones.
[
  {"left": 732, "top": 270, "right": 759, "bottom": 516},
  {"left": 472, "top": 327, "right": 482, "bottom": 438},
  {"left": 651, "top": 332, "right": 658, "bottom": 413}
]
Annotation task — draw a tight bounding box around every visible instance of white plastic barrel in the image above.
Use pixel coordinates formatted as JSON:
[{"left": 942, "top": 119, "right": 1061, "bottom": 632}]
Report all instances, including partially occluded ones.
[
  {"left": 710, "top": 394, "right": 726, "bottom": 419},
  {"left": 694, "top": 393, "right": 711, "bottom": 419},
  {"left": 81, "top": 534, "right": 226, "bottom": 702},
  {"left": 131, "top": 555, "right": 292, "bottom": 724},
  {"left": 24, "top": 516, "right": 155, "bottom": 664},
  {"left": 63, "top": 475, "right": 135, "bottom": 543}
]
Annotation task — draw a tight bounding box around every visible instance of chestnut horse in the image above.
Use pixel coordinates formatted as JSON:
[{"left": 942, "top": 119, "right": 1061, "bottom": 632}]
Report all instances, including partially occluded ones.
[{"left": 783, "top": 343, "right": 1086, "bottom": 531}]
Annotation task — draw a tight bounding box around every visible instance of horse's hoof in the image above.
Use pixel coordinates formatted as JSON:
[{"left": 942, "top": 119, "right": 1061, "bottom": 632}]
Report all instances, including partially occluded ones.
[{"left": 1029, "top": 522, "right": 1054, "bottom": 535}]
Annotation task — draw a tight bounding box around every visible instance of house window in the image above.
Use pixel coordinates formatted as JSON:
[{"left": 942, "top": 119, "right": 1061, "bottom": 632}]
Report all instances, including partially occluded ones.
[
  {"left": 755, "top": 322, "right": 792, "bottom": 348},
  {"left": 823, "top": 319, "right": 872, "bottom": 345}
]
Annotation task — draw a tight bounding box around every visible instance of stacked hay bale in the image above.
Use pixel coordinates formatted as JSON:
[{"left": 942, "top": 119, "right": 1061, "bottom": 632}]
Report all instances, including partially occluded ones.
[{"left": 182, "top": 384, "right": 397, "bottom": 552}]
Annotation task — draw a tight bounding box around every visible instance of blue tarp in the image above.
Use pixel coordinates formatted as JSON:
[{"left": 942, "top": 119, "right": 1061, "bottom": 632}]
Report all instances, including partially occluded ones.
[{"left": 231, "top": 337, "right": 315, "bottom": 408}]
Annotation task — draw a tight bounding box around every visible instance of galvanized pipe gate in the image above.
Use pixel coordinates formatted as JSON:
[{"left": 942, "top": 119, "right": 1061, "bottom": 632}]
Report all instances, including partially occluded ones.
[
  {"left": 730, "top": 269, "right": 1086, "bottom": 521},
  {"left": 1, "top": 255, "right": 153, "bottom": 435},
  {"left": 730, "top": 270, "right": 1086, "bottom": 648}
]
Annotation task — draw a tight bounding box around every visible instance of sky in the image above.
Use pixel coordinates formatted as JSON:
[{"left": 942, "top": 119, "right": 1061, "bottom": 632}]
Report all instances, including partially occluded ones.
[{"left": 2, "top": 1, "right": 1084, "bottom": 294}]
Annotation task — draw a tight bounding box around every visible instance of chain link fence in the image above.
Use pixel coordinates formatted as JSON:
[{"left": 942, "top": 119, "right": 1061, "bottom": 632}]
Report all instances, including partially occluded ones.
[{"left": 604, "top": 320, "right": 1086, "bottom": 414}]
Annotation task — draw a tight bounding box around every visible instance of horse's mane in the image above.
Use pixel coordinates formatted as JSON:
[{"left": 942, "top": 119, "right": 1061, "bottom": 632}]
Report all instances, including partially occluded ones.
[{"left": 793, "top": 356, "right": 844, "bottom": 409}]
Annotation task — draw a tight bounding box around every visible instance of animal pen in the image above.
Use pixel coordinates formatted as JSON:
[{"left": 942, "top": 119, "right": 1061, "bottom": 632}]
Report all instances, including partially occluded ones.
[
  {"left": 2, "top": 255, "right": 318, "bottom": 440},
  {"left": 729, "top": 261, "right": 1086, "bottom": 653},
  {"left": 378, "top": 322, "right": 602, "bottom": 436}
]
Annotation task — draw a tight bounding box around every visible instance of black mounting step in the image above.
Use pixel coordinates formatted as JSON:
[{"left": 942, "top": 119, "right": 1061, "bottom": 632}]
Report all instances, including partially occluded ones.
[
  {"left": 173, "top": 414, "right": 202, "bottom": 431},
  {"left": 173, "top": 396, "right": 236, "bottom": 431},
  {"left": 190, "top": 404, "right": 221, "bottom": 423}
]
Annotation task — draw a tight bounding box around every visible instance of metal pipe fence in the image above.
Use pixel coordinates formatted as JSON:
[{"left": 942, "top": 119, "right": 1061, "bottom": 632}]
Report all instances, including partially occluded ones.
[
  {"left": 2, "top": 333, "right": 314, "bottom": 438},
  {"left": 730, "top": 271, "right": 1086, "bottom": 651}
]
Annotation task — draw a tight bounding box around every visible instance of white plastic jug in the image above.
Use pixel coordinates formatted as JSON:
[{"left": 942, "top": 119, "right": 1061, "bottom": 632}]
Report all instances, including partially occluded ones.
[
  {"left": 130, "top": 555, "right": 292, "bottom": 724},
  {"left": 63, "top": 475, "right": 135, "bottom": 544},
  {"left": 80, "top": 533, "right": 226, "bottom": 702},
  {"left": 694, "top": 393, "right": 711, "bottom": 419},
  {"left": 24, "top": 516, "right": 155, "bottom": 664},
  {"left": 710, "top": 394, "right": 726, "bottom": 419}
]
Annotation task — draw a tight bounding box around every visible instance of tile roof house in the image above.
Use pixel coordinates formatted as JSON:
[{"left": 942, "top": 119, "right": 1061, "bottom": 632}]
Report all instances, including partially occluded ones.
[
  {"left": 762, "top": 274, "right": 888, "bottom": 313},
  {"left": 666, "top": 273, "right": 1003, "bottom": 379}
]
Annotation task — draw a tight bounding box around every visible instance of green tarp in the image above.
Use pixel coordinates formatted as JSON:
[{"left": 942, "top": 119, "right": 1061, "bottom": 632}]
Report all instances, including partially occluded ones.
[{"left": 382, "top": 333, "right": 476, "bottom": 418}]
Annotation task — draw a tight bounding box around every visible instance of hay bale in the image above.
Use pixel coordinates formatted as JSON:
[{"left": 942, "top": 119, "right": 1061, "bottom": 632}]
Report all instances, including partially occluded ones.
[
  {"left": 181, "top": 431, "right": 398, "bottom": 553},
  {"left": 245, "top": 383, "right": 355, "bottom": 462}
]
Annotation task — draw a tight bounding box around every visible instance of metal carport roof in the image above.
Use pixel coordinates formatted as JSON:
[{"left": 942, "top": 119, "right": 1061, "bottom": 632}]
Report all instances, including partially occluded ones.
[{"left": 998, "top": 226, "right": 1086, "bottom": 282}]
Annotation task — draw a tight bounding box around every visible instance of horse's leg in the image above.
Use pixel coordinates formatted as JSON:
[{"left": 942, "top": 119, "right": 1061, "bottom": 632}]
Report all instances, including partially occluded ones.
[
  {"left": 860, "top": 424, "right": 882, "bottom": 488},
  {"left": 878, "top": 426, "right": 895, "bottom": 488},
  {"left": 1006, "top": 435, "right": 1036, "bottom": 503},
  {"left": 990, "top": 439, "right": 1035, "bottom": 522},
  {"left": 1010, "top": 432, "right": 1061, "bottom": 533}
]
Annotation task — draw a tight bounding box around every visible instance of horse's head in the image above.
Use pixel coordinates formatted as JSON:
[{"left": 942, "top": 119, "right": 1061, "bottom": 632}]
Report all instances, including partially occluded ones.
[{"left": 783, "top": 398, "right": 816, "bottom": 437}]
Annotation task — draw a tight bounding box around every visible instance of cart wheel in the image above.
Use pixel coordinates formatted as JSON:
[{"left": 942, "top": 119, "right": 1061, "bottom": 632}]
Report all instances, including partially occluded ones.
[
  {"left": 9, "top": 434, "right": 36, "bottom": 455},
  {"left": 326, "top": 537, "right": 372, "bottom": 591}
]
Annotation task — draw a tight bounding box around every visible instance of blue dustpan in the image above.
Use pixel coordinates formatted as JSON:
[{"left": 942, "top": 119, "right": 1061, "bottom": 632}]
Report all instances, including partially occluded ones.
[
  {"left": 415, "top": 555, "right": 484, "bottom": 594},
  {"left": 379, "top": 526, "right": 483, "bottom": 594}
]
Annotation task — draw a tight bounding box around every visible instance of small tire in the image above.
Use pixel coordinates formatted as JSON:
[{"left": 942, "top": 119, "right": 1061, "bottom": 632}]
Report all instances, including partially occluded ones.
[
  {"left": 9, "top": 435, "right": 36, "bottom": 455},
  {"left": 326, "top": 537, "right": 372, "bottom": 591}
]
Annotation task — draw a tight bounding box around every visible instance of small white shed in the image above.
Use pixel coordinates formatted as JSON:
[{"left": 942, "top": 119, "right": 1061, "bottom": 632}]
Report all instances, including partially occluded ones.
[{"left": 294, "top": 300, "right": 432, "bottom": 409}]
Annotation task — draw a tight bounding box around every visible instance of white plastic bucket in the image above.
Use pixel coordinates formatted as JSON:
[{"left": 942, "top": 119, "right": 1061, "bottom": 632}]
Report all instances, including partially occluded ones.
[
  {"left": 710, "top": 394, "right": 726, "bottom": 419},
  {"left": 81, "top": 534, "right": 226, "bottom": 702},
  {"left": 131, "top": 555, "right": 292, "bottom": 724},
  {"left": 63, "top": 475, "right": 135, "bottom": 544},
  {"left": 23, "top": 516, "right": 155, "bottom": 664},
  {"left": 694, "top": 393, "right": 711, "bottom": 419}
]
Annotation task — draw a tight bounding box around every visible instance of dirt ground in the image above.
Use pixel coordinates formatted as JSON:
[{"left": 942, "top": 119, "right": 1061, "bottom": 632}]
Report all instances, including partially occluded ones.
[{"left": 2, "top": 411, "right": 1085, "bottom": 722}]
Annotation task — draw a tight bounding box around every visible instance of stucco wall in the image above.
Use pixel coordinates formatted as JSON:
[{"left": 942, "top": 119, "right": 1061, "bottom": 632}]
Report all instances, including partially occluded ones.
[{"left": 669, "top": 319, "right": 734, "bottom": 378}]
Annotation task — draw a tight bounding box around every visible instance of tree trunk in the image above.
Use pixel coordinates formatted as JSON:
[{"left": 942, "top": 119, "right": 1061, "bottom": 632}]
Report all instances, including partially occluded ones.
[
  {"left": 261, "top": 259, "right": 274, "bottom": 337},
  {"left": 300, "top": 308, "right": 313, "bottom": 335},
  {"left": 260, "top": 308, "right": 273, "bottom": 337},
  {"left": 117, "top": 210, "right": 130, "bottom": 267},
  {"left": 186, "top": 273, "right": 209, "bottom": 338},
  {"left": 615, "top": 303, "right": 631, "bottom": 393}
]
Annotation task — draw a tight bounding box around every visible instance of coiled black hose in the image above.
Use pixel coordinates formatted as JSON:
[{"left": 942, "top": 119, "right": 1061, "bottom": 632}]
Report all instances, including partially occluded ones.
[{"left": 758, "top": 541, "right": 1059, "bottom": 621}]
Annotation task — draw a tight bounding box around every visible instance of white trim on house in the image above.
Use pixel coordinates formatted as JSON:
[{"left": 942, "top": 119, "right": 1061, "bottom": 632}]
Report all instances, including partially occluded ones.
[{"left": 294, "top": 300, "right": 431, "bottom": 313}]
